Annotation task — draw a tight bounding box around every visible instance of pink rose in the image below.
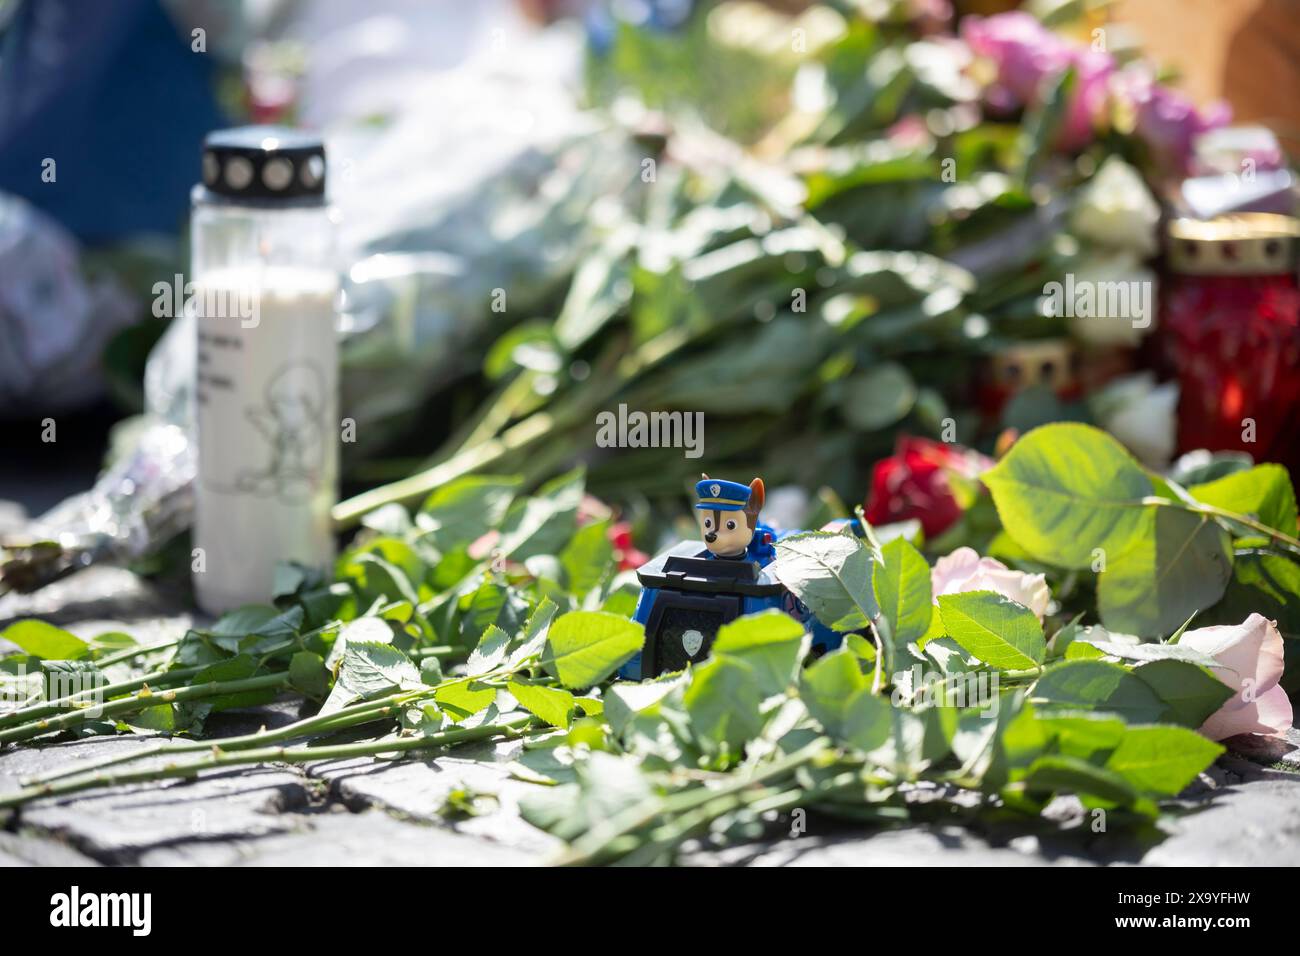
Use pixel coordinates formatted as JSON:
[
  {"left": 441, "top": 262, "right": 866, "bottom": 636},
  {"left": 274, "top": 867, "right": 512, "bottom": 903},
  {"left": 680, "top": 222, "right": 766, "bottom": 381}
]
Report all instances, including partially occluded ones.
[
  {"left": 930, "top": 547, "right": 1050, "bottom": 621},
  {"left": 961, "top": 12, "right": 1114, "bottom": 150},
  {"left": 1178, "top": 614, "right": 1293, "bottom": 741},
  {"left": 1114, "top": 66, "right": 1231, "bottom": 177}
]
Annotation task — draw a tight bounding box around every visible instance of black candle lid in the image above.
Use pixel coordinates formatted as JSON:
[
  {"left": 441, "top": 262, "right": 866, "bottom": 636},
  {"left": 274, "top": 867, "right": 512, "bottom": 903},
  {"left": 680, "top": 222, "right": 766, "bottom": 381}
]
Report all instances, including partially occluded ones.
[{"left": 199, "top": 126, "right": 326, "bottom": 205}]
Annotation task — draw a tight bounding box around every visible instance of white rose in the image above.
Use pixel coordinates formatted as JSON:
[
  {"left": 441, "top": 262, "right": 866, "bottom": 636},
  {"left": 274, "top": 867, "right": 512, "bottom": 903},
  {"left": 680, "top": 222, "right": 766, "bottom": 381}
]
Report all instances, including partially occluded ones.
[
  {"left": 1179, "top": 614, "right": 1293, "bottom": 741},
  {"left": 1060, "top": 251, "right": 1158, "bottom": 348},
  {"left": 1071, "top": 156, "right": 1160, "bottom": 256},
  {"left": 1090, "top": 371, "right": 1179, "bottom": 470}
]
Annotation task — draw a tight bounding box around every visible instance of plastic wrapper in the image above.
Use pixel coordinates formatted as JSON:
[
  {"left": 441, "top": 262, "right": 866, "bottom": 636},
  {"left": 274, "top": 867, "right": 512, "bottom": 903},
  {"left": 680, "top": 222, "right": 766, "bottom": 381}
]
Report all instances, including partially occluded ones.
[{"left": 3, "top": 44, "right": 643, "bottom": 593}]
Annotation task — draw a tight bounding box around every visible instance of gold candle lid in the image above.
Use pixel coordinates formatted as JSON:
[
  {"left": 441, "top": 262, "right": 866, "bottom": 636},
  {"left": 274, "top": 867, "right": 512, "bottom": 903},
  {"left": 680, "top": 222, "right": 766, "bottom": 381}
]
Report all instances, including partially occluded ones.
[{"left": 1167, "top": 213, "right": 1300, "bottom": 276}]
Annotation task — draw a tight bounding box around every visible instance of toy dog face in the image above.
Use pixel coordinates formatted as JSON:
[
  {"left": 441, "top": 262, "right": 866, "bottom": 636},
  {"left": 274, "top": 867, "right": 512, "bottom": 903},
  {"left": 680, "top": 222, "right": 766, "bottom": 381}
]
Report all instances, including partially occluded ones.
[{"left": 698, "top": 508, "right": 751, "bottom": 557}]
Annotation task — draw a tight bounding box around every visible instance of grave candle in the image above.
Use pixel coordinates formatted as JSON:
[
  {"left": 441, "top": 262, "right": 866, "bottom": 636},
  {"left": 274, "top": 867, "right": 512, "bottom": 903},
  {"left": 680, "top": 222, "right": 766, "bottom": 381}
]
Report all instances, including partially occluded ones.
[{"left": 190, "top": 127, "right": 339, "bottom": 613}]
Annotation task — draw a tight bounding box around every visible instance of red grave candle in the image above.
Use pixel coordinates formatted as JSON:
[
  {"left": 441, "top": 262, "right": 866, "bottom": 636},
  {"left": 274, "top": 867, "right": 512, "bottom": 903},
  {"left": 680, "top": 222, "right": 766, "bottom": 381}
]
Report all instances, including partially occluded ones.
[{"left": 1161, "top": 214, "right": 1300, "bottom": 475}]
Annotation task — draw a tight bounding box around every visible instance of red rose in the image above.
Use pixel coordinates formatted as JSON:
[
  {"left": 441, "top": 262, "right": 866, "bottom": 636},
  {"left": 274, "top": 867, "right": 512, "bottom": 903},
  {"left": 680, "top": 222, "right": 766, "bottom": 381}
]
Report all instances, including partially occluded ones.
[
  {"left": 863, "top": 436, "right": 992, "bottom": 538},
  {"left": 607, "top": 520, "right": 648, "bottom": 571}
]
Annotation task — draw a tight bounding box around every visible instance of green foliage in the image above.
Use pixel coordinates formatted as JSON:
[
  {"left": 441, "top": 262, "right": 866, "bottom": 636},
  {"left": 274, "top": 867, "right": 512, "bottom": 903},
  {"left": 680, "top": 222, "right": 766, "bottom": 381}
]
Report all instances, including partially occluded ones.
[
  {"left": 872, "top": 537, "right": 932, "bottom": 668},
  {"left": 5, "top": 421, "right": 1295, "bottom": 865},
  {"left": 938, "top": 591, "right": 1045, "bottom": 671},
  {"left": 772, "top": 530, "right": 877, "bottom": 632},
  {"left": 983, "top": 424, "right": 1257, "bottom": 636},
  {"left": 982, "top": 423, "right": 1153, "bottom": 569},
  {"left": 541, "top": 612, "right": 644, "bottom": 690}
]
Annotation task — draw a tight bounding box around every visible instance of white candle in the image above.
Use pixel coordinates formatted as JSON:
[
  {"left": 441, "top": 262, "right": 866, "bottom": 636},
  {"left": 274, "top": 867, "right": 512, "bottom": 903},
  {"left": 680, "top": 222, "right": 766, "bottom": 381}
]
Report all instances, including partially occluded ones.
[{"left": 193, "top": 266, "right": 338, "bottom": 613}]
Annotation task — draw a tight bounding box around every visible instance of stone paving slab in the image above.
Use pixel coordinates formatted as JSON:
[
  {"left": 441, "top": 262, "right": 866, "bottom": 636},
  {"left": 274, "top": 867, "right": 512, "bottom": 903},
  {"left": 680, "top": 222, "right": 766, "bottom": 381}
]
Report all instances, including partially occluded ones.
[
  {"left": 307, "top": 739, "right": 563, "bottom": 858},
  {"left": 0, "top": 830, "right": 100, "bottom": 867},
  {"left": 684, "top": 824, "right": 1098, "bottom": 867},
  {"left": 139, "top": 808, "right": 538, "bottom": 866},
  {"left": 0, "top": 736, "right": 315, "bottom": 865}
]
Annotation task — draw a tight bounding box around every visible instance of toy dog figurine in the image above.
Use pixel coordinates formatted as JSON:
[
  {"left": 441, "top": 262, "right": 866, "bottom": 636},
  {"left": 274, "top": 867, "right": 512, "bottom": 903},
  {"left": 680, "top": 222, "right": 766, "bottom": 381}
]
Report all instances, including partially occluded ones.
[
  {"left": 619, "top": 474, "right": 840, "bottom": 680},
  {"left": 695, "top": 475, "right": 775, "bottom": 563}
]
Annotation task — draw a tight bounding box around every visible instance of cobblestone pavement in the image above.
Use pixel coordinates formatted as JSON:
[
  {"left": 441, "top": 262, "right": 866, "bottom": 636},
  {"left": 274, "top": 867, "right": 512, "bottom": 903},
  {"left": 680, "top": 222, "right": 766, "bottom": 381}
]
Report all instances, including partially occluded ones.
[{"left": 3, "top": 567, "right": 1299, "bottom": 867}]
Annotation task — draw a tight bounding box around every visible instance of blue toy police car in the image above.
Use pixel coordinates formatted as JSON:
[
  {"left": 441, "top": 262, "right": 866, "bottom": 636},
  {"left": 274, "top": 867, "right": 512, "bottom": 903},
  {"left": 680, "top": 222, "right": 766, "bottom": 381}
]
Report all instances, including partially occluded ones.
[{"left": 618, "top": 474, "right": 845, "bottom": 680}]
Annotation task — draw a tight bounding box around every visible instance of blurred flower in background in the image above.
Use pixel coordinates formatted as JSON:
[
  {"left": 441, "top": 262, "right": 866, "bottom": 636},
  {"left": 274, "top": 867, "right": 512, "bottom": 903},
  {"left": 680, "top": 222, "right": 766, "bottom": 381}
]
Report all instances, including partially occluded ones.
[
  {"left": 864, "top": 436, "right": 993, "bottom": 538},
  {"left": 961, "top": 10, "right": 1112, "bottom": 150}
]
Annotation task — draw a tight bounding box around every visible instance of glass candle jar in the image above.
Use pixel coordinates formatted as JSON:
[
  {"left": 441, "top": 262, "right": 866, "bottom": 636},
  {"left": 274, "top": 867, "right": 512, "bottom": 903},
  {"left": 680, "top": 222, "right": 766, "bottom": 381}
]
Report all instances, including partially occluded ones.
[
  {"left": 191, "top": 127, "right": 340, "bottom": 614},
  {"left": 1161, "top": 214, "right": 1300, "bottom": 475}
]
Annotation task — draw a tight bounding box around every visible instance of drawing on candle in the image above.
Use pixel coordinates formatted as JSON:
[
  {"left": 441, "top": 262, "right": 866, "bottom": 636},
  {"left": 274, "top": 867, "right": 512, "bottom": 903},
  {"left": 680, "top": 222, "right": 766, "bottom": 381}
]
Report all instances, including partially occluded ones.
[{"left": 236, "top": 360, "right": 327, "bottom": 503}]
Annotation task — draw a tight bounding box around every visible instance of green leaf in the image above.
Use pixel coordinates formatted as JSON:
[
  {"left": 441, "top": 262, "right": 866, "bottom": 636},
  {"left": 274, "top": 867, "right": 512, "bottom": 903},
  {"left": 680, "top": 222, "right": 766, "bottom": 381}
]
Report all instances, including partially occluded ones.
[
  {"left": 937, "top": 591, "right": 1045, "bottom": 671},
  {"left": 683, "top": 656, "right": 764, "bottom": 752},
  {"left": 191, "top": 655, "right": 279, "bottom": 711},
  {"left": 605, "top": 673, "right": 687, "bottom": 737},
  {"left": 498, "top": 469, "right": 585, "bottom": 561},
  {"left": 418, "top": 475, "right": 519, "bottom": 551},
  {"left": 345, "top": 552, "right": 424, "bottom": 614},
  {"left": 434, "top": 678, "right": 498, "bottom": 722},
  {"left": 841, "top": 362, "right": 916, "bottom": 431},
  {"left": 467, "top": 624, "right": 511, "bottom": 677},
  {"left": 1097, "top": 507, "right": 1233, "bottom": 636},
  {"left": 799, "top": 648, "right": 870, "bottom": 737},
  {"left": 38, "top": 659, "right": 104, "bottom": 701},
  {"left": 842, "top": 687, "right": 892, "bottom": 752},
  {"left": 1132, "top": 659, "right": 1233, "bottom": 729},
  {"left": 321, "top": 641, "right": 421, "bottom": 715},
  {"left": 1189, "top": 464, "right": 1298, "bottom": 536},
  {"left": 553, "top": 231, "right": 635, "bottom": 350},
  {"left": 1033, "top": 712, "right": 1128, "bottom": 760},
  {"left": 326, "top": 616, "right": 396, "bottom": 671},
  {"left": 1075, "top": 638, "right": 1220, "bottom": 668},
  {"left": 982, "top": 423, "right": 1152, "bottom": 569},
  {"left": 771, "top": 531, "right": 877, "bottom": 632},
  {"left": 1031, "top": 660, "right": 1166, "bottom": 722},
  {"left": 1104, "top": 725, "right": 1223, "bottom": 795},
  {"left": 868, "top": 706, "right": 950, "bottom": 776},
  {"left": 289, "top": 651, "right": 329, "bottom": 700},
  {"left": 460, "top": 580, "right": 530, "bottom": 644},
  {"left": 519, "top": 752, "right": 652, "bottom": 843},
  {"left": 872, "top": 537, "right": 933, "bottom": 667},
  {"left": 209, "top": 605, "right": 281, "bottom": 640},
  {"left": 125, "top": 703, "right": 176, "bottom": 733},
  {"left": 560, "top": 519, "right": 615, "bottom": 598},
  {"left": 2, "top": 620, "right": 89, "bottom": 660},
  {"left": 507, "top": 597, "right": 561, "bottom": 668},
  {"left": 507, "top": 680, "right": 576, "bottom": 729},
  {"left": 1019, "top": 66, "right": 1076, "bottom": 180},
  {"left": 712, "top": 610, "right": 807, "bottom": 699},
  {"left": 541, "top": 611, "right": 644, "bottom": 690},
  {"left": 1022, "top": 753, "right": 1138, "bottom": 806}
]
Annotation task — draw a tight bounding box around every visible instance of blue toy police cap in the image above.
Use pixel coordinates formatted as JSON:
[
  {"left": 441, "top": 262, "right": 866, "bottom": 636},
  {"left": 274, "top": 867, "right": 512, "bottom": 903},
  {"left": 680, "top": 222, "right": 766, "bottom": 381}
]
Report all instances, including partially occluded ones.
[{"left": 695, "top": 478, "right": 750, "bottom": 511}]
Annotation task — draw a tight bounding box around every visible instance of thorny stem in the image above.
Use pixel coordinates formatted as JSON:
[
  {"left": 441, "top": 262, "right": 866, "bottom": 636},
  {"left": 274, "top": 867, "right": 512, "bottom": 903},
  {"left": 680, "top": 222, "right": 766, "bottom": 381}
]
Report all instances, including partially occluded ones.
[
  {"left": 22, "top": 689, "right": 416, "bottom": 786},
  {"left": 0, "top": 673, "right": 291, "bottom": 745},
  {"left": 0, "top": 665, "right": 209, "bottom": 730},
  {"left": 20, "top": 650, "right": 532, "bottom": 784},
  {"left": 91, "top": 639, "right": 181, "bottom": 669},
  {"left": 0, "top": 713, "right": 538, "bottom": 812}
]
